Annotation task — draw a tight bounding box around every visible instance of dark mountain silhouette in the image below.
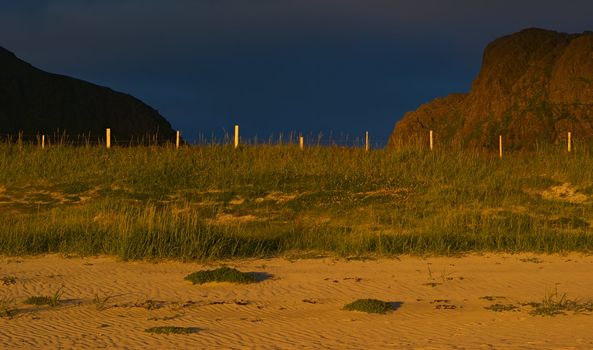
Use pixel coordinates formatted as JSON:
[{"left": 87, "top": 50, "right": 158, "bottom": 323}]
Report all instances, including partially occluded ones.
[
  {"left": 0, "top": 46, "right": 176, "bottom": 143},
  {"left": 390, "top": 28, "right": 593, "bottom": 150}
]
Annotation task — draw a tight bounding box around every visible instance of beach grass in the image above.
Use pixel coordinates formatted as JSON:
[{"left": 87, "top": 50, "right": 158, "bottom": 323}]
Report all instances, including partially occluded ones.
[
  {"left": 529, "top": 289, "right": 593, "bottom": 316},
  {"left": 343, "top": 299, "right": 394, "bottom": 314},
  {"left": 1, "top": 276, "right": 16, "bottom": 285},
  {"left": 145, "top": 326, "right": 200, "bottom": 335},
  {"left": 23, "top": 288, "right": 64, "bottom": 307},
  {"left": 0, "top": 141, "right": 592, "bottom": 260},
  {"left": 185, "top": 267, "right": 257, "bottom": 284},
  {"left": 484, "top": 303, "right": 519, "bottom": 312},
  {"left": 0, "top": 296, "right": 16, "bottom": 318}
]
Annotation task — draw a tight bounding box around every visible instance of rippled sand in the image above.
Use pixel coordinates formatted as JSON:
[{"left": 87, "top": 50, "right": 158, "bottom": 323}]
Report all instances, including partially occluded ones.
[{"left": 1, "top": 253, "right": 593, "bottom": 349}]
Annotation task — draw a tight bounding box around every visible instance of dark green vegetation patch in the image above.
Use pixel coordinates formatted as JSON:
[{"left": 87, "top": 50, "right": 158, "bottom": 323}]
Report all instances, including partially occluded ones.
[
  {"left": 24, "top": 288, "right": 63, "bottom": 307},
  {"left": 484, "top": 303, "right": 519, "bottom": 312},
  {"left": 24, "top": 296, "right": 54, "bottom": 306},
  {"left": 145, "top": 326, "right": 200, "bottom": 335},
  {"left": 343, "top": 299, "right": 394, "bottom": 314},
  {"left": 184, "top": 267, "right": 257, "bottom": 285}
]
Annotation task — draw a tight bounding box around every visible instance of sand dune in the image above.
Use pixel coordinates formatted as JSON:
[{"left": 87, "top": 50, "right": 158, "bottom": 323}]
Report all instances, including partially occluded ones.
[{"left": 1, "top": 254, "right": 593, "bottom": 349}]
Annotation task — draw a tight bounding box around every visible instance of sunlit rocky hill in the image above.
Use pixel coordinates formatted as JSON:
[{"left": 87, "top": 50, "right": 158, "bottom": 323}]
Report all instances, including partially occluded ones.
[{"left": 390, "top": 28, "right": 593, "bottom": 150}]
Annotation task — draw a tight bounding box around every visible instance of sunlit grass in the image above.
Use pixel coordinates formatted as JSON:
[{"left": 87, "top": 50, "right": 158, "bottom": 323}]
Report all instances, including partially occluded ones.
[
  {"left": 0, "top": 141, "right": 592, "bottom": 260},
  {"left": 185, "top": 267, "right": 257, "bottom": 284},
  {"left": 343, "top": 299, "right": 394, "bottom": 314},
  {"left": 23, "top": 287, "right": 64, "bottom": 307}
]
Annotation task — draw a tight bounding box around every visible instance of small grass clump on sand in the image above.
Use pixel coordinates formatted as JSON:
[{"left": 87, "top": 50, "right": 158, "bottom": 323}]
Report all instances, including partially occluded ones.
[
  {"left": 0, "top": 297, "right": 16, "bottom": 318},
  {"left": 145, "top": 326, "right": 200, "bottom": 335},
  {"left": 1, "top": 276, "right": 16, "bottom": 286},
  {"left": 24, "top": 296, "right": 53, "bottom": 306},
  {"left": 343, "top": 299, "right": 394, "bottom": 314},
  {"left": 93, "top": 293, "right": 112, "bottom": 311},
  {"left": 479, "top": 296, "right": 506, "bottom": 301},
  {"left": 185, "top": 267, "right": 257, "bottom": 285},
  {"left": 529, "top": 289, "right": 593, "bottom": 316},
  {"left": 484, "top": 303, "right": 519, "bottom": 312},
  {"left": 24, "top": 287, "right": 64, "bottom": 307}
]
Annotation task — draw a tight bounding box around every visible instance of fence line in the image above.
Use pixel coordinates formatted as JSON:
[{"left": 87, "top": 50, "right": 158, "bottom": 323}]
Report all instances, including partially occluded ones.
[{"left": 0, "top": 127, "right": 580, "bottom": 154}]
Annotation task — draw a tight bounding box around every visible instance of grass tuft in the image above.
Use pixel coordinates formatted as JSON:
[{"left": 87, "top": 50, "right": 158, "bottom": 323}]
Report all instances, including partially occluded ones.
[
  {"left": 484, "top": 303, "right": 519, "bottom": 312},
  {"left": 185, "top": 267, "right": 257, "bottom": 285},
  {"left": 145, "top": 326, "right": 200, "bottom": 335},
  {"left": 343, "top": 298, "right": 394, "bottom": 314},
  {"left": 1, "top": 276, "right": 17, "bottom": 286},
  {"left": 24, "top": 287, "right": 64, "bottom": 307},
  {"left": 93, "top": 293, "right": 112, "bottom": 311},
  {"left": 24, "top": 296, "right": 53, "bottom": 306},
  {"left": 0, "top": 297, "right": 16, "bottom": 318},
  {"left": 529, "top": 289, "right": 593, "bottom": 316}
]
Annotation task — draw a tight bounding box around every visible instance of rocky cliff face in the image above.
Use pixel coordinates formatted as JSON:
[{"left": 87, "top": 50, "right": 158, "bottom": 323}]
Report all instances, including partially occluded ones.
[
  {"left": 390, "top": 28, "right": 593, "bottom": 150},
  {"left": 0, "top": 47, "right": 176, "bottom": 143}
]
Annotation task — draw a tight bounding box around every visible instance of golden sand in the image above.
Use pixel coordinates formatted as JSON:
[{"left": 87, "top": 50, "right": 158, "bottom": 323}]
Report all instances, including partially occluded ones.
[{"left": 1, "top": 253, "right": 592, "bottom": 349}]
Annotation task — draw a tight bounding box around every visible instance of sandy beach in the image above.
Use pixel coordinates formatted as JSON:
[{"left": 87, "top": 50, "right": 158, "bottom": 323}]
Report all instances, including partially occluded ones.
[{"left": 1, "top": 253, "right": 593, "bottom": 349}]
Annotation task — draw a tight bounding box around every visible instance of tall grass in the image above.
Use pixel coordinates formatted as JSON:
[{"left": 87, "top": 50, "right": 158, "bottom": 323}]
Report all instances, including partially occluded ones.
[{"left": 1, "top": 141, "right": 592, "bottom": 259}]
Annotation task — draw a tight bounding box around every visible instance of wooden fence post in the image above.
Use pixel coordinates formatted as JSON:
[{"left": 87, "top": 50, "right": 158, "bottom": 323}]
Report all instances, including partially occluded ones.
[
  {"left": 176, "top": 130, "right": 180, "bottom": 149},
  {"left": 499, "top": 135, "right": 503, "bottom": 159},
  {"left": 429, "top": 130, "right": 433, "bottom": 151},
  {"left": 106, "top": 128, "right": 111, "bottom": 149},
  {"left": 365, "top": 131, "right": 369, "bottom": 152},
  {"left": 568, "top": 131, "right": 572, "bottom": 153},
  {"left": 234, "top": 125, "right": 239, "bottom": 149}
]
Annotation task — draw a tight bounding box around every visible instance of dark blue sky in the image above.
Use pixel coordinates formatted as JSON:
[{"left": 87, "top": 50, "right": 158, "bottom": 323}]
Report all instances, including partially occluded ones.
[{"left": 1, "top": 1, "right": 592, "bottom": 145}]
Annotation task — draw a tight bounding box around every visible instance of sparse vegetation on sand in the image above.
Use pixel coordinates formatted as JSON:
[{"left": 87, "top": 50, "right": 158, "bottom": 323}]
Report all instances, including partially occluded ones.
[
  {"left": 93, "top": 293, "right": 113, "bottom": 311},
  {"left": 480, "top": 289, "right": 593, "bottom": 316},
  {"left": 1, "top": 276, "right": 17, "bottom": 285},
  {"left": 145, "top": 326, "right": 200, "bottom": 334},
  {"left": 185, "top": 267, "right": 257, "bottom": 285},
  {"left": 484, "top": 303, "right": 519, "bottom": 312},
  {"left": 0, "top": 296, "right": 16, "bottom": 318},
  {"left": 1, "top": 142, "right": 593, "bottom": 260},
  {"left": 343, "top": 299, "right": 394, "bottom": 314},
  {"left": 24, "top": 287, "right": 64, "bottom": 307},
  {"left": 529, "top": 289, "right": 593, "bottom": 316}
]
